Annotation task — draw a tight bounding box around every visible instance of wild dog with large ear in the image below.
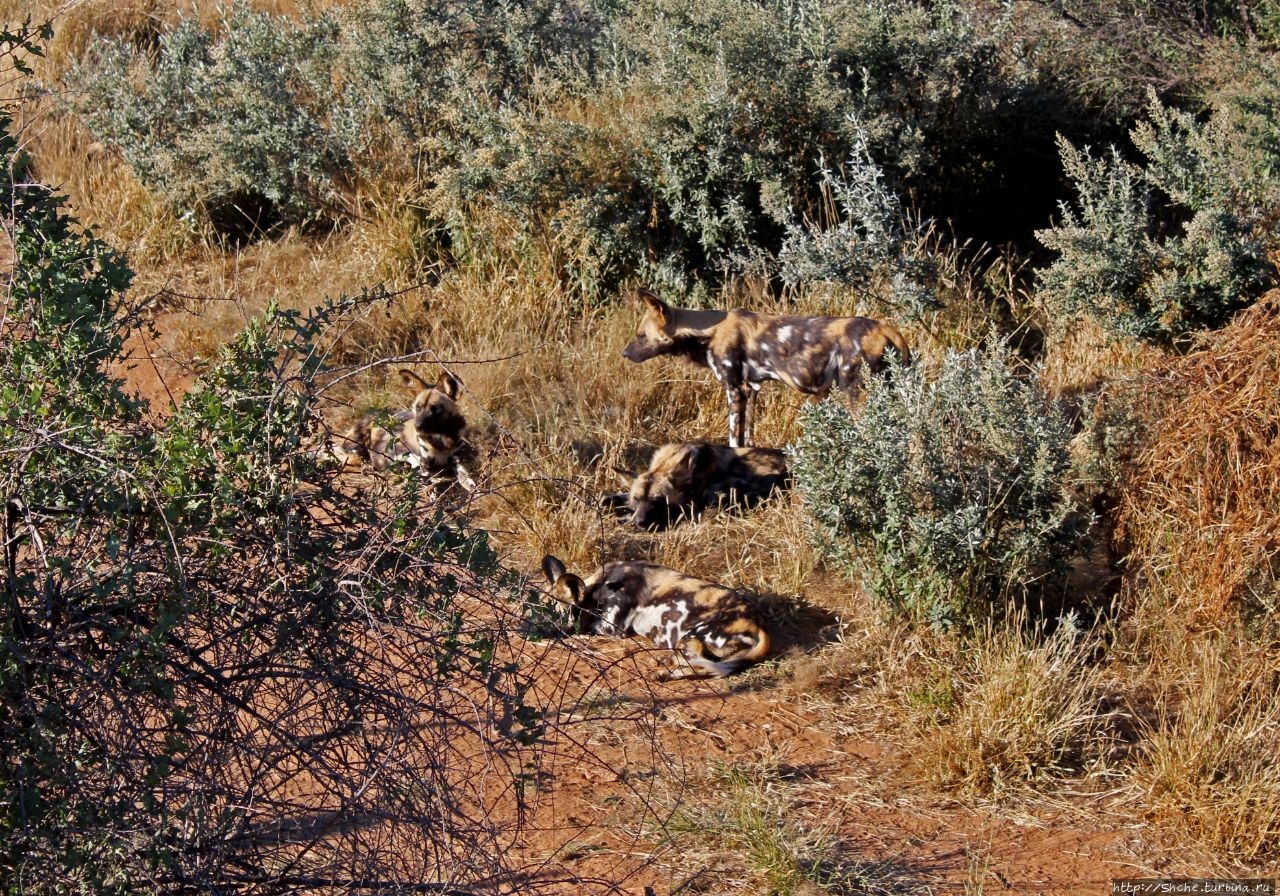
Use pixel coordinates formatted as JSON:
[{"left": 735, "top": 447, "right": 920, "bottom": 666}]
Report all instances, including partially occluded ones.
[
  {"left": 332, "top": 368, "right": 475, "bottom": 489},
  {"left": 604, "top": 441, "right": 790, "bottom": 530},
  {"left": 622, "top": 288, "right": 910, "bottom": 447},
  {"left": 540, "top": 554, "right": 771, "bottom": 679},
  {"left": 394, "top": 369, "right": 467, "bottom": 473}
]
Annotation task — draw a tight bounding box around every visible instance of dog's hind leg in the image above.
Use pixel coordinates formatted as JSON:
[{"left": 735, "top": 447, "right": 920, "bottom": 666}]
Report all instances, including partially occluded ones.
[{"left": 742, "top": 382, "right": 761, "bottom": 448}]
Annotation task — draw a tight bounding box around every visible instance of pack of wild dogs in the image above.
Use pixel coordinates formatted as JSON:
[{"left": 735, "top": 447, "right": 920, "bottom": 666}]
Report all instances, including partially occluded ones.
[{"left": 330, "top": 288, "right": 910, "bottom": 680}]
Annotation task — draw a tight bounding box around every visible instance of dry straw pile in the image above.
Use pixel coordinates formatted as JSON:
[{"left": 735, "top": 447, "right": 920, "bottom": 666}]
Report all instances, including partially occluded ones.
[{"left": 1119, "top": 290, "right": 1280, "bottom": 627}]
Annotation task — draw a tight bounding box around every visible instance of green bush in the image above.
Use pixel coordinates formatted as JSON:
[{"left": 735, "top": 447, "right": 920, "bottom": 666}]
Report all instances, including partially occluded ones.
[
  {"left": 69, "top": 4, "right": 353, "bottom": 239},
  {"left": 773, "top": 129, "right": 940, "bottom": 321},
  {"left": 425, "top": 102, "right": 654, "bottom": 304},
  {"left": 339, "top": 0, "right": 607, "bottom": 149},
  {"left": 62, "top": 0, "right": 1247, "bottom": 298},
  {"left": 3, "top": 41, "right": 544, "bottom": 888},
  {"left": 792, "top": 342, "right": 1083, "bottom": 631},
  {"left": 1037, "top": 86, "right": 1280, "bottom": 341}
]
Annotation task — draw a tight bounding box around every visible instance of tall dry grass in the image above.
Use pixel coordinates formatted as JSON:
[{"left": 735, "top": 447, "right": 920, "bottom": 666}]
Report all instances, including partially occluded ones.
[
  {"left": 1135, "top": 637, "right": 1280, "bottom": 864},
  {"left": 908, "top": 622, "right": 1118, "bottom": 796},
  {"left": 1099, "top": 292, "right": 1280, "bottom": 863}
]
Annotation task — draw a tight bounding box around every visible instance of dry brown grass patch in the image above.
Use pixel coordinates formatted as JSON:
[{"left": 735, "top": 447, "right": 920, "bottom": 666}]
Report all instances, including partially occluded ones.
[
  {"left": 908, "top": 623, "right": 1118, "bottom": 796},
  {"left": 1039, "top": 316, "right": 1167, "bottom": 398},
  {"left": 1117, "top": 293, "right": 1280, "bottom": 627},
  {"left": 1136, "top": 636, "right": 1280, "bottom": 864}
]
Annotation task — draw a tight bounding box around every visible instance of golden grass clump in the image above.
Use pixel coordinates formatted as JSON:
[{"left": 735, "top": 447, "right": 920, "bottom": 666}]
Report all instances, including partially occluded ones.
[
  {"left": 909, "top": 623, "right": 1116, "bottom": 796},
  {"left": 1136, "top": 637, "right": 1280, "bottom": 863},
  {"left": 1117, "top": 292, "right": 1280, "bottom": 626},
  {"left": 1038, "top": 316, "right": 1167, "bottom": 399}
]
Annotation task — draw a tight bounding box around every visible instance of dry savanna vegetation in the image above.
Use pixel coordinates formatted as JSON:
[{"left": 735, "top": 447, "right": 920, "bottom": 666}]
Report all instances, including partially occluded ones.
[{"left": 3, "top": 0, "right": 1280, "bottom": 893}]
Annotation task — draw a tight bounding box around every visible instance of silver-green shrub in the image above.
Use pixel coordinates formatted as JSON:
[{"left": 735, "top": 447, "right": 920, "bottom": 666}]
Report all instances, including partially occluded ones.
[
  {"left": 792, "top": 342, "right": 1083, "bottom": 631},
  {"left": 774, "top": 126, "right": 941, "bottom": 321},
  {"left": 1037, "top": 86, "right": 1280, "bottom": 341},
  {"left": 421, "top": 0, "right": 1059, "bottom": 296},
  {"left": 69, "top": 4, "right": 352, "bottom": 239},
  {"left": 60, "top": 0, "right": 1185, "bottom": 297}
]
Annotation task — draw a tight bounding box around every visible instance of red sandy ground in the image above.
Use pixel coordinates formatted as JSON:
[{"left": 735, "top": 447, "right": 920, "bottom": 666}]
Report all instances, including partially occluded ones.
[
  {"left": 505, "top": 637, "right": 1149, "bottom": 895},
  {"left": 122, "top": 337, "right": 1243, "bottom": 896}
]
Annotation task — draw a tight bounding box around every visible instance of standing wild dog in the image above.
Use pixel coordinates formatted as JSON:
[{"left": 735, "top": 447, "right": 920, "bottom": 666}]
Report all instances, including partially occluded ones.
[
  {"left": 602, "top": 441, "right": 790, "bottom": 530},
  {"left": 332, "top": 369, "right": 476, "bottom": 489},
  {"left": 540, "top": 555, "right": 771, "bottom": 679},
  {"left": 622, "top": 288, "right": 911, "bottom": 447}
]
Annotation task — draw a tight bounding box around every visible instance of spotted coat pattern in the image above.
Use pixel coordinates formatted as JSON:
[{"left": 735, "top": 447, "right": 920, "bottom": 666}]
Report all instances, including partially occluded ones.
[
  {"left": 603, "top": 441, "right": 790, "bottom": 529},
  {"left": 541, "top": 555, "right": 771, "bottom": 679},
  {"left": 622, "top": 289, "right": 910, "bottom": 447},
  {"left": 333, "top": 369, "right": 475, "bottom": 488}
]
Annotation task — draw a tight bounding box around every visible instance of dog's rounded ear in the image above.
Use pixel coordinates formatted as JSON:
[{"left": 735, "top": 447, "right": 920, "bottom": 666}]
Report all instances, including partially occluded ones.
[
  {"left": 558, "top": 573, "right": 585, "bottom": 607},
  {"left": 541, "top": 554, "right": 568, "bottom": 585},
  {"left": 668, "top": 442, "right": 713, "bottom": 482},
  {"left": 398, "top": 368, "right": 431, "bottom": 394},
  {"left": 687, "top": 441, "right": 719, "bottom": 476},
  {"left": 599, "top": 492, "right": 630, "bottom": 513},
  {"left": 612, "top": 466, "right": 637, "bottom": 486},
  {"left": 435, "top": 371, "right": 462, "bottom": 400},
  {"left": 637, "top": 287, "right": 670, "bottom": 323}
]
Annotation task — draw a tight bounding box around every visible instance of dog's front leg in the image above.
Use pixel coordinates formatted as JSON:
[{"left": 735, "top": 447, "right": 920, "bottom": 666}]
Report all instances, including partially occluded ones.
[{"left": 724, "top": 383, "right": 750, "bottom": 448}]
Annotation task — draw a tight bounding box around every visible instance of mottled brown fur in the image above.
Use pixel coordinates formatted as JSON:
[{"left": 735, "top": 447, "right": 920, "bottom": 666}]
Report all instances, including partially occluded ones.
[
  {"left": 332, "top": 369, "right": 475, "bottom": 489},
  {"left": 622, "top": 288, "right": 910, "bottom": 446},
  {"left": 602, "top": 441, "right": 790, "bottom": 529},
  {"left": 540, "top": 555, "right": 770, "bottom": 679}
]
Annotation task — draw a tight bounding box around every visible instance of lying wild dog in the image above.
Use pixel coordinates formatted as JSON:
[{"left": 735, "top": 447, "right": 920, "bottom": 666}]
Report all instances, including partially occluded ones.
[
  {"left": 601, "top": 441, "right": 790, "bottom": 530},
  {"left": 622, "top": 288, "right": 910, "bottom": 447},
  {"left": 331, "top": 368, "right": 476, "bottom": 490},
  {"left": 540, "top": 554, "right": 771, "bottom": 679}
]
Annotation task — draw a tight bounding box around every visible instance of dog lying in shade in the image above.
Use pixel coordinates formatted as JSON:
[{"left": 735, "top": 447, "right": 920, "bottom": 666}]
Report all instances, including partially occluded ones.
[
  {"left": 601, "top": 441, "right": 790, "bottom": 530},
  {"left": 540, "top": 554, "right": 771, "bottom": 679}
]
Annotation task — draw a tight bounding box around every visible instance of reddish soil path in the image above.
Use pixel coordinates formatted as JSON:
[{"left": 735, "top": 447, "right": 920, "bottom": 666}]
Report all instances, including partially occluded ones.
[{"left": 506, "top": 637, "right": 1147, "bottom": 895}]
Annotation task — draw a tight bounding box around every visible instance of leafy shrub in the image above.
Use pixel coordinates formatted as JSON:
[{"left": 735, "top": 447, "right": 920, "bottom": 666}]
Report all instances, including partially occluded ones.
[
  {"left": 609, "top": 0, "right": 1053, "bottom": 282},
  {"left": 426, "top": 103, "right": 654, "bottom": 304},
  {"left": 374, "top": 0, "right": 1115, "bottom": 296},
  {"left": 1037, "top": 87, "right": 1280, "bottom": 341},
  {"left": 339, "top": 0, "right": 607, "bottom": 149},
  {"left": 68, "top": 4, "right": 353, "bottom": 239},
  {"left": 792, "top": 341, "right": 1083, "bottom": 631},
  {"left": 59, "top": 0, "right": 1134, "bottom": 291},
  {"left": 2, "top": 52, "right": 545, "bottom": 891},
  {"left": 772, "top": 128, "right": 940, "bottom": 321}
]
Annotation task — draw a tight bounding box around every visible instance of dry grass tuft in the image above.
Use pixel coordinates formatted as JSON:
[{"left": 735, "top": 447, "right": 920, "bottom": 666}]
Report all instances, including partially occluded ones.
[
  {"left": 650, "top": 757, "right": 917, "bottom": 895},
  {"left": 1037, "top": 313, "right": 1168, "bottom": 400},
  {"left": 908, "top": 622, "right": 1118, "bottom": 796},
  {"left": 43, "top": 0, "right": 166, "bottom": 74},
  {"left": 1117, "top": 292, "right": 1280, "bottom": 627},
  {"left": 1136, "top": 636, "right": 1280, "bottom": 863}
]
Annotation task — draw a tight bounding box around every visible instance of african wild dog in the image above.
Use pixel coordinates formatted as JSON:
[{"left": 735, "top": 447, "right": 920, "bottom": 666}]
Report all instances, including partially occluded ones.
[
  {"left": 540, "top": 555, "right": 771, "bottom": 679},
  {"left": 622, "top": 288, "right": 911, "bottom": 447},
  {"left": 332, "top": 369, "right": 476, "bottom": 490},
  {"left": 601, "top": 441, "right": 790, "bottom": 530}
]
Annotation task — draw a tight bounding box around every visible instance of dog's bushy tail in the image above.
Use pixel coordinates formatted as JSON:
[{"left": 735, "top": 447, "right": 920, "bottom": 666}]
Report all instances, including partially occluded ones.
[
  {"left": 681, "top": 630, "right": 771, "bottom": 677},
  {"left": 879, "top": 321, "right": 912, "bottom": 367}
]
